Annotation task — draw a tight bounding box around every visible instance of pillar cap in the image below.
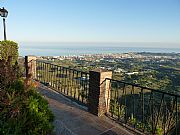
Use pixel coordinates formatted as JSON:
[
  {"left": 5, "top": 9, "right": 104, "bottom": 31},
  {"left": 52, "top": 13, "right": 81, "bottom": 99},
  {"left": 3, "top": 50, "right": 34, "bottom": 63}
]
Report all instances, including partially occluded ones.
[
  {"left": 90, "top": 68, "right": 112, "bottom": 73},
  {"left": 26, "top": 55, "right": 37, "bottom": 57}
]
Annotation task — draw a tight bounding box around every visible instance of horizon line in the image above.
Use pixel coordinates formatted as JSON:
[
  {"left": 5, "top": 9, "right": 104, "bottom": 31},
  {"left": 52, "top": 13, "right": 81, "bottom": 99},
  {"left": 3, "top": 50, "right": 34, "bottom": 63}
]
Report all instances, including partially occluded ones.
[{"left": 18, "top": 41, "right": 180, "bottom": 44}]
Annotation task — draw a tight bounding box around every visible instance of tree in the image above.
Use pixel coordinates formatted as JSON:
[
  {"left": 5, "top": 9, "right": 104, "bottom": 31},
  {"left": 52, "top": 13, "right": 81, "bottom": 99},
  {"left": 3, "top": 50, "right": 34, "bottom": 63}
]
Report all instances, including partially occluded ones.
[{"left": 0, "top": 40, "right": 19, "bottom": 64}]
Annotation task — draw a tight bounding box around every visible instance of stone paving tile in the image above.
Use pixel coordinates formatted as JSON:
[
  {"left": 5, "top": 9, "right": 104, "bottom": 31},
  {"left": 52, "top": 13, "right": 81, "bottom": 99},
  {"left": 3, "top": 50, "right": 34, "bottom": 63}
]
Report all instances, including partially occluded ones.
[
  {"left": 79, "top": 116, "right": 114, "bottom": 131},
  {"left": 100, "top": 130, "right": 119, "bottom": 135},
  {"left": 63, "top": 116, "right": 87, "bottom": 130},
  {"left": 110, "top": 127, "right": 132, "bottom": 135},
  {"left": 72, "top": 124, "right": 103, "bottom": 135},
  {"left": 38, "top": 86, "right": 133, "bottom": 135},
  {"left": 53, "top": 120, "right": 74, "bottom": 135}
]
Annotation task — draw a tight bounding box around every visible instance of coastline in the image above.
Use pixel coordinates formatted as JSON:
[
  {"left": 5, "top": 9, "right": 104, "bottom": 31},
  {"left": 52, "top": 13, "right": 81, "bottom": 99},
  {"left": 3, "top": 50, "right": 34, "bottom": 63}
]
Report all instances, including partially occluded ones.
[{"left": 19, "top": 46, "right": 180, "bottom": 56}]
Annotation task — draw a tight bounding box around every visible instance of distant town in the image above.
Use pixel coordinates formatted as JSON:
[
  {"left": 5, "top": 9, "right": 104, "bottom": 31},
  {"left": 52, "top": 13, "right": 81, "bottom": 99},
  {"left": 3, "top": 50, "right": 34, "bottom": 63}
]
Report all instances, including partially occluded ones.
[{"left": 25, "top": 52, "right": 180, "bottom": 94}]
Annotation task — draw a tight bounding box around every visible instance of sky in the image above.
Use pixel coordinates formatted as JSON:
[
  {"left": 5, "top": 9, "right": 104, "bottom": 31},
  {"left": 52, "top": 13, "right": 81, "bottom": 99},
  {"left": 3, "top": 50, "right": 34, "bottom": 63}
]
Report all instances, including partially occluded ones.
[{"left": 1, "top": 0, "right": 180, "bottom": 48}]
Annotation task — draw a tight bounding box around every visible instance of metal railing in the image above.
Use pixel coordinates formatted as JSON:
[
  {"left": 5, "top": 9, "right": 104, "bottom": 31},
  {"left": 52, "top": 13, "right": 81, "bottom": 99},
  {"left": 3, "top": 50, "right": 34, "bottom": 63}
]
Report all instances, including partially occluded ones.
[
  {"left": 30, "top": 60, "right": 89, "bottom": 106},
  {"left": 27, "top": 58, "right": 180, "bottom": 134},
  {"left": 105, "top": 78, "right": 180, "bottom": 134}
]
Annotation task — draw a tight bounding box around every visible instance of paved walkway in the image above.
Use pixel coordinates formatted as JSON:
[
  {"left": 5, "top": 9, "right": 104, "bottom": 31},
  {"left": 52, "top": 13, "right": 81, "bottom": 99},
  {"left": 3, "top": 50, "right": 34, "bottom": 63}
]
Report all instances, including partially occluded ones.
[{"left": 38, "top": 85, "right": 133, "bottom": 135}]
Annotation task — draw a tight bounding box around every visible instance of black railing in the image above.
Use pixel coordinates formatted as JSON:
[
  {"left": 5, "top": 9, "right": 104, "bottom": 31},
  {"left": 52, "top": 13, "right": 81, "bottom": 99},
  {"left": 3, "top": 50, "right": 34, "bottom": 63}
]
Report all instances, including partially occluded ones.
[
  {"left": 105, "top": 78, "right": 180, "bottom": 135},
  {"left": 30, "top": 60, "right": 89, "bottom": 106},
  {"left": 27, "top": 58, "right": 180, "bottom": 134}
]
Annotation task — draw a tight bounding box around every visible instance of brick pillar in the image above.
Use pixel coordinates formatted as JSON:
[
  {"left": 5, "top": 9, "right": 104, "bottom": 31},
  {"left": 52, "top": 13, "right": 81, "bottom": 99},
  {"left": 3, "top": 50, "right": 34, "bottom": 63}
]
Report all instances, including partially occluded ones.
[
  {"left": 88, "top": 69, "right": 112, "bottom": 117},
  {"left": 25, "top": 56, "right": 37, "bottom": 79}
]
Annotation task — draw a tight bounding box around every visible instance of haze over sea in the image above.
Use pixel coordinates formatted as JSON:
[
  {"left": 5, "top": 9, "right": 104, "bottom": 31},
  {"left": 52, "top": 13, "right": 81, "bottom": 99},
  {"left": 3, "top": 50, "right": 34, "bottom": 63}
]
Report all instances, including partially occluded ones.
[{"left": 19, "top": 43, "right": 180, "bottom": 56}]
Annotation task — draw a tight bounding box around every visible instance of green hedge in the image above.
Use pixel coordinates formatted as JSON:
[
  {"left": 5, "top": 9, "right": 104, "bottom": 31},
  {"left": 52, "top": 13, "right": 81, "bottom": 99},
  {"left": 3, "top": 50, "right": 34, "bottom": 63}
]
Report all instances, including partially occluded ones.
[
  {"left": 0, "top": 79, "right": 54, "bottom": 135},
  {"left": 0, "top": 40, "right": 18, "bottom": 64}
]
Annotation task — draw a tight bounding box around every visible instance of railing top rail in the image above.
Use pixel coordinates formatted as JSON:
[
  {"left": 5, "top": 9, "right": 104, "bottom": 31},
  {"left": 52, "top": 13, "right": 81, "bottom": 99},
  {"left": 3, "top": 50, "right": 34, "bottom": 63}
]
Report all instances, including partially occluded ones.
[
  {"left": 106, "top": 78, "right": 180, "bottom": 98},
  {"left": 36, "top": 59, "right": 89, "bottom": 75}
]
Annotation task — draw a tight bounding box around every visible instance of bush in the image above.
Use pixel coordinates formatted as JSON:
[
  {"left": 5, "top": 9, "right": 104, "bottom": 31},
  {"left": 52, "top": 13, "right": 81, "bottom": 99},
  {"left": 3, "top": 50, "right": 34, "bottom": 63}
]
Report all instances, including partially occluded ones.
[
  {"left": 0, "top": 40, "right": 18, "bottom": 64},
  {"left": 0, "top": 79, "right": 54, "bottom": 135},
  {"left": 0, "top": 56, "right": 54, "bottom": 135}
]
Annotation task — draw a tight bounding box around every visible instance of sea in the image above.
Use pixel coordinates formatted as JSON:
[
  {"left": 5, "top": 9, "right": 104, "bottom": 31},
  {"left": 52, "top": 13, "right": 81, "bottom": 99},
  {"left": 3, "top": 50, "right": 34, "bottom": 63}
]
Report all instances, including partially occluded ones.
[{"left": 19, "top": 43, "right": 180, "bottom": 56}]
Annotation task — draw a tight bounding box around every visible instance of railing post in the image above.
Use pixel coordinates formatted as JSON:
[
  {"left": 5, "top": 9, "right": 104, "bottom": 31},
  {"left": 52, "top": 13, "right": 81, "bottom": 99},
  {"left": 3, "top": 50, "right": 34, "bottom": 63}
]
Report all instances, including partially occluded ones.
[
  {"left": 25, "top": 56, "right": 37, "bottom": 79},
  {"left": 88, "top": 69, "right": 112, "bottom": 117}
]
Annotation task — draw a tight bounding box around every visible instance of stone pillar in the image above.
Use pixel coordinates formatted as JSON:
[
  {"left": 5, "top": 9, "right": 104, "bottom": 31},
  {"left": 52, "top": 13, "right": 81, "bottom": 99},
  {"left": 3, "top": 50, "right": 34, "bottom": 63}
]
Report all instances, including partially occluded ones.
[
  {"left": 25, "top": 56, "right": 37, "bottom": 79},
  {"left": 88, "top": 69, "right": 112, "bottom": 117}
]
